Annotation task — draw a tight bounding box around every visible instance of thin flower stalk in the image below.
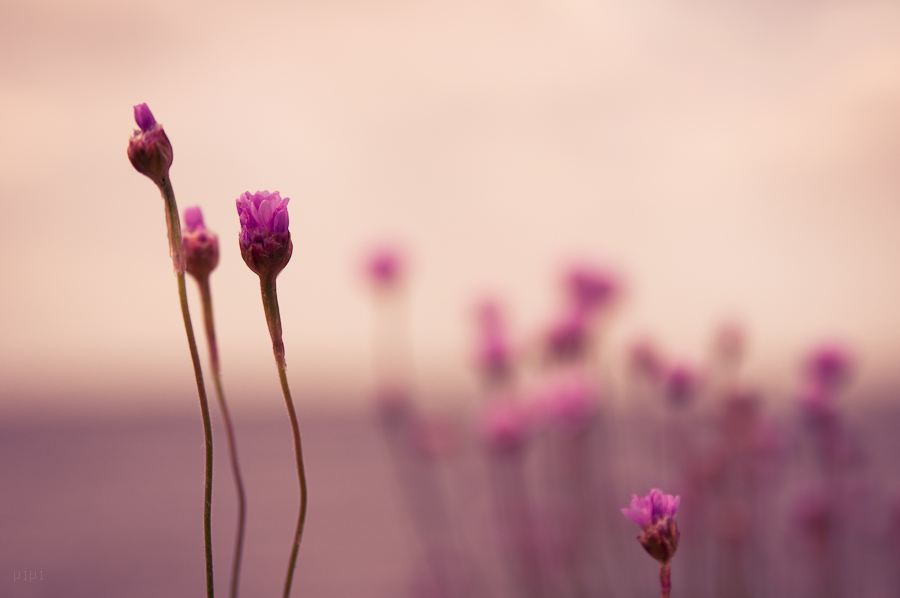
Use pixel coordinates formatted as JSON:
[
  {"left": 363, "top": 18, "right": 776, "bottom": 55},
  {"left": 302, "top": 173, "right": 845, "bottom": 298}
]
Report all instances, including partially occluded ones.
[
  {"left": 236, "top": 190, "right": 307, "bottom": 598},
  {"left": 127, "top": 104, "right": 215, "bottom": 598},
  {"left": 184, "top": 207, "right": 247, "bottom": 598}
]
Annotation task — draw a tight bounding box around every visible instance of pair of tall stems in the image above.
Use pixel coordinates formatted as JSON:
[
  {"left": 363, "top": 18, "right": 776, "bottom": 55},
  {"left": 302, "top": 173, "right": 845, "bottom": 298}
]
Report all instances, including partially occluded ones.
[{"left": 152, "top": 176, "right": 307, "bottom": 598}]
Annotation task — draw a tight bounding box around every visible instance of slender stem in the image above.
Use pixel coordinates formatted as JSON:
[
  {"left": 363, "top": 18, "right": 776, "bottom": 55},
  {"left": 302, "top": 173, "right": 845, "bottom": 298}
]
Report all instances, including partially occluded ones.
[
  {"left": 159, "top": 177, "right": 215, "bottom": 598},
  {"left": 198, "top": 275, "right": 246, "bottom": 598},
  {"left": 260, "top": 275, "right": 308, "bottom": 598},
  {"left": 660, "top": 560, "right": 672, "bottom": 598}
]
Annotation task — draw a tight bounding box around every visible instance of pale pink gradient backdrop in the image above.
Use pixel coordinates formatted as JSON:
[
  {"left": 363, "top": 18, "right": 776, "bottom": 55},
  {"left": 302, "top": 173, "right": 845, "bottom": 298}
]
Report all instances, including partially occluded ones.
[{"left": 2, "top": 0, "right": 900, "bottom": 412}]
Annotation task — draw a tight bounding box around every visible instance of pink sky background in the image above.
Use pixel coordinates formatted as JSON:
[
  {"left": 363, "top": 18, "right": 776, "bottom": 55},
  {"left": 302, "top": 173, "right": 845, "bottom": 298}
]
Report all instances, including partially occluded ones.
[{"left": 2, "top": 0, "right": 900, "bottom": 412}]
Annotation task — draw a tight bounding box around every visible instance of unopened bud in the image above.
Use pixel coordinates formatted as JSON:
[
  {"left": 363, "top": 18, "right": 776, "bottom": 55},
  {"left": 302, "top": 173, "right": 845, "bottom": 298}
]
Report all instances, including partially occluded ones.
[{"left": 127, "top": 103, "right": 173, "bottom": 186}]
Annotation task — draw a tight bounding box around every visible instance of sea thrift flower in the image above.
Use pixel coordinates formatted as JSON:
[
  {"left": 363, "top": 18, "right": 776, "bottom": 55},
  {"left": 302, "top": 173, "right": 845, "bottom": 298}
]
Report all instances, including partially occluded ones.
[
  {"left": 544, "top": 306, "right": 590, "bottom": 362},
  {"left": 564, "top": 262, "right": 618, "bottom": 313},
  {"left": 238, "top": 189, "right": 306, "bottom": 598},
  {"left": 480, "top": 399, "right": 531, "bottom": 455},
  {"left": 236, "top": 190, "right": 292, "bottom": 279},
  {"left": 538, "top": 373, "right": 597, "bottom": 432},
  {"left": 629, "top": 337, "right": 666, "bottom": 382},
  {"left": 474, "top": 299, "right": 511, "bottom": 384},
  {"left": 127, "top": 103, "right": 173, "bottom": 186},
  {"left": 622, "top": 488, "right": 681, "bottom": 563},
  {"left": 805, "top": 342, "right": 853, "bottom": 391},
  {"left": 183, "top": 207, "right": 220, "bottom": 280},
  {"left": 665, "top": 362, "right": 700, "bottom": 407},
  {"left": 366, "top": 245, "right": 404, "bottom": 289}
]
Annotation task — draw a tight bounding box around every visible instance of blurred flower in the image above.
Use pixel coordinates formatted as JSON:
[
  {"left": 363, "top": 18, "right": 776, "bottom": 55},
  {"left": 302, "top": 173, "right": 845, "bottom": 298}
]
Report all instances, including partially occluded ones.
[
  {"left": 805, "top": 342, "right": 853, "bottom": 391},
  {"left": 712, "top": 320, "right": 745, "bottom": 365},
  {"left": 126, "top": 103, "right": 173, "bottom": 186},
  {"left": 665, "top": 362, "right": 700, "bottom": 407},
  {"left": 365, "top": 245, "right": 403, "bottom": 289},
  {"left": 544, "top": 306, "right": 590, "bottom": 362},
  {"left": 622, "top": 488, "right": 681, "bottom": 563},
  {"left": 564, "top": 262, "right": 619, "bottom": 313},
  {"left": 479, "top": 399, "right": 531, "bottom": 455},
  {"left": 182, "top": 206, "right": 219, "bottom": 280},
  {"left": 537, "top": 372, "right": 597, "bottom": 433},
  {"left": 792, "top": 484, "right": 834, "bottom": 542},
  {"left": 628, "top": 336, "right": 665, "bottom": 382},
  {"left": 474, "top": 298, "right": 512, "bottom": 385},
  {"left": 236, "top": 190, "right": 292, "bottom": 278}
]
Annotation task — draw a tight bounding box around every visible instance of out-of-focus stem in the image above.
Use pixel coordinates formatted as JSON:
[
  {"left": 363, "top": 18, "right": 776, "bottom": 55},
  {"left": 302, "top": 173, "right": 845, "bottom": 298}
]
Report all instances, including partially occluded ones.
[
  {"left": 197, "top": 275, "right": 246, "bottom": 598},
  {"left": 260, "top": 275, "right": 308, "bottom": 598},
  {"left": 660, "top": 561, "right": 672, "bottom": 598},
  {"left": 159, "top": 177, "right": 215, "bottom": 598}
]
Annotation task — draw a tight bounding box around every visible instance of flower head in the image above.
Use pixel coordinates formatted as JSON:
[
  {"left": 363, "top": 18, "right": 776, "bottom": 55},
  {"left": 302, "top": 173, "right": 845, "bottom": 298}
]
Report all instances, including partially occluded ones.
[
  {"left": 805, "top": 342, "right": 853, "bottom": 391},
  {"left": 182, "top": 206, "right": 219, "bottom": 280},
  {"left": 365, "top": 245, "right": 403, "bottom": 289},
  {"left": 236, "top": 190, "right": 292, "bottom": 278},
  {"left": 127, "top": 103, "right": 173, "bottom": 186},
  {"left": 622, "top": 488, "right": 681, "bottom": 563},
  {"left": 474, "top": 298, "right": 512, "bottom": 384},
  {"left": 479, "top": 399, "right": 531, "bottom": 455},
  {"left": 564, "top": 262, "right": 619, "bottom": 313},
  {"left": 665, "top": 362, "right": 700, "bottom": 407}
]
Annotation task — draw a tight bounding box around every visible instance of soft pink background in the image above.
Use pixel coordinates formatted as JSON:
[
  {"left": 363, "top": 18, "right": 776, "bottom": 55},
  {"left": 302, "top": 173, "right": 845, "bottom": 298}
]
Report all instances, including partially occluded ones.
[{"left": 2, "top": 0, "right": 900, "bottom": 411}]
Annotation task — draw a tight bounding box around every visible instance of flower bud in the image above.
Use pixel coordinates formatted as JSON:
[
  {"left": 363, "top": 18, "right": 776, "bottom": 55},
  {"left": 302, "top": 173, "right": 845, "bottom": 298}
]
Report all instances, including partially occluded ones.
[
  {"left": 236, "top": 190, "right": 292, "bottom": 278},
  {"left": 622, "top": 488, "right": 681, "bottom": 563},
  {"left": 126, "top": 103, "right": 173, "bottom": 186},
  {"left": 182, "top": 206, "right": 220, "bottom": 280}
]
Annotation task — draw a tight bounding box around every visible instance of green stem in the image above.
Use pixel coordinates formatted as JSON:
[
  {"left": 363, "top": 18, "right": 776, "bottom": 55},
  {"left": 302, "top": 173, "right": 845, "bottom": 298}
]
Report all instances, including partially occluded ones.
[
  {"left": 198, "top": 275, "right": 246, "bottom": 598},
  {"left": 260, "top": 275, "right": 308, "bottom": 598},
  {"left": 160, "top": 177, "right": 214, "bottom": 598}
]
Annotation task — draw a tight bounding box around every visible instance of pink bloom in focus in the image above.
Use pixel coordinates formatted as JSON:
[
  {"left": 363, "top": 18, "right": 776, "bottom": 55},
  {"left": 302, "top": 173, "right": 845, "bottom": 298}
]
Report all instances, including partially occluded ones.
[
  {"left": 236, "top": 190, "right": 292, "bottom": 278},
  {"left": 182, "top": 206, "right": 219, "bottom": 279},
  {"left": 622, "top": 488, "right": 681, "bottom": 563},
  {"left": 127, "top": 103, "right": 173, "bottom": 186}
]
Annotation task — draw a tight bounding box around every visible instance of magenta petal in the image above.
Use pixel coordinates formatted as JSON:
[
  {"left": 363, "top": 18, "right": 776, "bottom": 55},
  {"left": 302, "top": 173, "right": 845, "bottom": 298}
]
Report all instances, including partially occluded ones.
[
  {"left": 184, "top": 206, "right": 205, "bottom": 233},
  {"left": 133, "top": 103, "right": 157, "bottom": 132}
]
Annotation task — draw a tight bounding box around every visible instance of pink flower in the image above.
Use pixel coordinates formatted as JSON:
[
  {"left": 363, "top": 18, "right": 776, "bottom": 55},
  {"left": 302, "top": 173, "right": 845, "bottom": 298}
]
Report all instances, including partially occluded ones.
[
  {"left": 479, "top": 399, "right": 531, "bottom": 455},
  {"left": 805, "top": 342, "right": 853, "bottom": 391},
  {"left": 544, "top": 306, "right": 590, "bottom": 362},
  {"left": 182, "top": 206, "right": 219, "bottom": 279},
  {"left": 622, "top": 488, "right": 681, "bottom": 563},
  {"left": 665, "top": 362, "right": 700, "bottom": 407},
  {"left": 564, "top": 262, "right": 619, "bottom": 313},
  {"left": 236, "top": 190, "right": 292, "bottom": 278},
  {"left": 474, "top": 298, "right": 511, "bottom": 384},
  {"left": 537, "top": 372, "right": 597, "bottom": 432},
  {"left": 127, "top": 103, "right": 173, "bottom": 186},
  {"left": 365, "top": 245, "right": 403, "bottom": 289}
]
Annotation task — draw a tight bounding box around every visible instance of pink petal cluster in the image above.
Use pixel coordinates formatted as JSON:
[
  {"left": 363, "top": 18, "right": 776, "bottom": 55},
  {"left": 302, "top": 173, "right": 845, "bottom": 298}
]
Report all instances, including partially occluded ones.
[
  {"left": 236, "top": 190, "right": 292, "bottom": 278},
  {"left": 127, "top": 103, "right": 173, "bottom": 185},
  {"left": 182, "top": 206, "right": 219, "bottom": 279},
  {"left": 622, "top": 488, "right": 681, "bottom": 563}
]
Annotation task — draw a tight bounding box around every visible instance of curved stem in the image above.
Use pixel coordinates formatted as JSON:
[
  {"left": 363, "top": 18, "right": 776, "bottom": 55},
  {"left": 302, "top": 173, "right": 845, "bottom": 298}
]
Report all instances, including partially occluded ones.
[
  {"left": 160, "top": 177, "right": 215, "bottom": 598},
  {"left": 198, "top": 275, "right": 246, "bottom": 598},
  {"left": 260, "top": 275, "right": 308, "bottom": 598}
]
